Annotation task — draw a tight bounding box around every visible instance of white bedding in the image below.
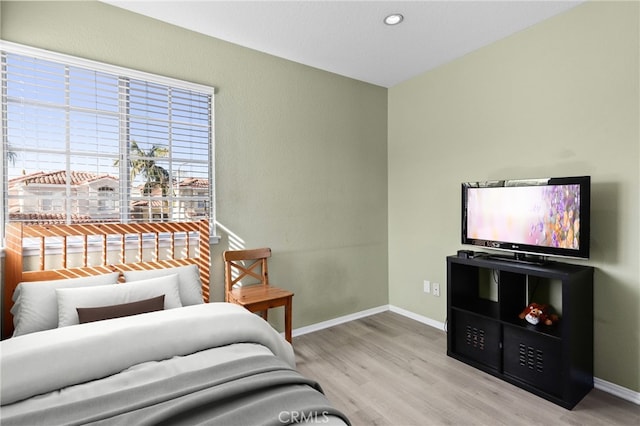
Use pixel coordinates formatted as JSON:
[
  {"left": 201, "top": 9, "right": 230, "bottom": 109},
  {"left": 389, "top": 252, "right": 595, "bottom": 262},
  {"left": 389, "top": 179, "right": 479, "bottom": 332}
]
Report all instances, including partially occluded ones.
[
  {"left": 1, "top": 342, "right": 273, "bottom": 418},
  {"left": 1, "top": 303, "right": 295, "bottom": 406}
]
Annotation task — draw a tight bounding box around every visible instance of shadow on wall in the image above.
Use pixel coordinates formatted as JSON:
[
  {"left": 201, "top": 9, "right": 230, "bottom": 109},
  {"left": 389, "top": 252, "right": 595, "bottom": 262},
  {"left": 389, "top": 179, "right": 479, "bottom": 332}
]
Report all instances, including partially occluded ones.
[
  {"left": 586, "top": 181, "right": 639, "bottom": 391},
  {"left": 590, "top": 181, "right": 619, "bottom": 264},
  {"left": 210, "top": 221, "right": 246, "bottom": 302},
  {"left": 593, "top": 268, "right": 639, "bottom": 391},
  {"left": 216, "top": 221, "right": 246, "bottom": 253}
]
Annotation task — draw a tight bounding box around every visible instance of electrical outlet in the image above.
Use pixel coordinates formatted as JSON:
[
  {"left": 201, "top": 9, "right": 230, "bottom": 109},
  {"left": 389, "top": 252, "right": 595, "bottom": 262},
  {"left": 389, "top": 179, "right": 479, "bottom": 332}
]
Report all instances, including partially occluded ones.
[
  {"left": 423, "top": 280, "right": 431, "bottom": 294},
  {"left": 433, "top": 283, "right": 440, "bottom": 297}
]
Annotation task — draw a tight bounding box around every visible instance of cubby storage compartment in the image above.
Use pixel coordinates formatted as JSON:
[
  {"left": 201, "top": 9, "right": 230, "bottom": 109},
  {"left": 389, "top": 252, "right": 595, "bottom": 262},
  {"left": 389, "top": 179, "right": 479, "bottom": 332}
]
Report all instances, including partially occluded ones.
[
  {"left": 503, "top": 325, "right": 561, "bottom": 396},
  {"left": 451, "top": 310, "right": 501, "bottom": 370},
  {"left": 446, "top": 255, "right": 594, "bottom": 409}
]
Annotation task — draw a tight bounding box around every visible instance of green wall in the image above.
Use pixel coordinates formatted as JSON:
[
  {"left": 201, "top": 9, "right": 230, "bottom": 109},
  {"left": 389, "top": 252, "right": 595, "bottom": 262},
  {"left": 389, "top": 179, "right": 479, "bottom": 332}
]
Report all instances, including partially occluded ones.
[
  {"left": 388, "top": 1, "right": 639, "bottom": 392},
  {"left": 0, "top": 1, "right": 389, "bottom": 330}
]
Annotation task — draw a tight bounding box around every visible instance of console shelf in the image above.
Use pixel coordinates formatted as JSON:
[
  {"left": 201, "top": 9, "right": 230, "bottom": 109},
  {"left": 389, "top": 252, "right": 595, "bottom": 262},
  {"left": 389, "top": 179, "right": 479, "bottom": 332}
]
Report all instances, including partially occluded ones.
[{"left": 446, "top": 254, "right": 594, "bottom": 409}]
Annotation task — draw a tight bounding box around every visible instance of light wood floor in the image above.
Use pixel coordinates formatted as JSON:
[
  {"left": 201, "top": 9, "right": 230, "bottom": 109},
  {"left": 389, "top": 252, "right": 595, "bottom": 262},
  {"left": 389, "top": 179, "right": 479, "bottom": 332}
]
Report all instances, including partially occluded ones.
[{"left": 293, "top": 311, "right": 640, "bottom": 426}]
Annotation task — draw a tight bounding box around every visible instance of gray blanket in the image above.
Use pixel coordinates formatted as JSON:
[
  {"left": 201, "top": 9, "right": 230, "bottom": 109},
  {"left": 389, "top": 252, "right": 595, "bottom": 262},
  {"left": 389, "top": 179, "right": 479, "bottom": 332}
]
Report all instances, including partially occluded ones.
[{"left": 1, "top": 354, "right": 350, "bottom": 426}]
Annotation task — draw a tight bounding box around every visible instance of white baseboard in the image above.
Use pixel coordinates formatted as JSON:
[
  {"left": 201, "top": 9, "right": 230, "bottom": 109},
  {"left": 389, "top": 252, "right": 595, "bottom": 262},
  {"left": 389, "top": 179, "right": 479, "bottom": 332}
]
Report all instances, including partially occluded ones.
[
  {"left": 595, "top": 377, "right": 640, "bottom": 405},
  {"left": 291, "top": 304, "right": 639, "bottom": 406},
  {"left": 388, "top": 305, "right": 446, "bottom": 331},
  {"left": 291, "top": 304, "right": 389, "bottom": 337}
]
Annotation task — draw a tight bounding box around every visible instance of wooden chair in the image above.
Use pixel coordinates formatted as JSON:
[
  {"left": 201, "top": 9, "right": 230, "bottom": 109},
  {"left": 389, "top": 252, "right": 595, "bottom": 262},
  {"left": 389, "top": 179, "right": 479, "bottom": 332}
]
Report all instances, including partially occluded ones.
[{"left": 223, "top": 248, "right": 294, "bottom": 343}]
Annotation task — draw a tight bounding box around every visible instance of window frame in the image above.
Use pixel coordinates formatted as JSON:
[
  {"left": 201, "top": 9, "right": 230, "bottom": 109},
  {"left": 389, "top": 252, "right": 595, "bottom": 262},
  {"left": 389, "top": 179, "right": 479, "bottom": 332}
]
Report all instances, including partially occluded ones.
[{"left": 1, "top": 41, "right": 217, "bottom": 241}]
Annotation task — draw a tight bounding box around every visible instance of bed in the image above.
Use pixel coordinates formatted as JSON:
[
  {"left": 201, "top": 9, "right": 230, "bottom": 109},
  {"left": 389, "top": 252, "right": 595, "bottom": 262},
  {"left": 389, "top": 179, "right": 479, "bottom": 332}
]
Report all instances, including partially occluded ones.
[{"left": 1, "top": 220, "right": 349, "bottom": 425}]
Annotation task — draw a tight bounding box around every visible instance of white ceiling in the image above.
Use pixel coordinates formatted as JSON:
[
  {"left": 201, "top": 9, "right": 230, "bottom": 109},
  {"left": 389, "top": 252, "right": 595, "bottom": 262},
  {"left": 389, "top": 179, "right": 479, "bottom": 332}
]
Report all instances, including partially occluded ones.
[{"left": 103, "top": 0, "right": 583, "bottom": 88}]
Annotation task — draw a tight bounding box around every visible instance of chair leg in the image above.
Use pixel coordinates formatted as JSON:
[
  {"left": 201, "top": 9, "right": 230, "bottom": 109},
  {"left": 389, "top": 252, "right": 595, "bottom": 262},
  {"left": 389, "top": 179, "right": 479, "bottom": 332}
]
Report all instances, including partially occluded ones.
[
  {"left": 261, "top": 310, "right": 268, "bottom": 321},
  {"left": 284, "top": 298, "right": 292, "bottom": 344}
]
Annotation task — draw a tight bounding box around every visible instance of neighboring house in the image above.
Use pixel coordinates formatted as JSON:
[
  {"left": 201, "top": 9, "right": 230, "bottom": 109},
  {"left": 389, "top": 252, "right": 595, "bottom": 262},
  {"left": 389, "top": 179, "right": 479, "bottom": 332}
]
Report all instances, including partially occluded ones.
[
  {"left": 8, "top": 170, "right": 119, "bottom": 224},
  {"left": 130, "top": 178, "right": 209, "bottom": 221},
  {"left": 175, "top": 178, "right": 210, "bottom": 220},
  {"left": 8, "top": 170, "right": 209, "bottom": 224}
]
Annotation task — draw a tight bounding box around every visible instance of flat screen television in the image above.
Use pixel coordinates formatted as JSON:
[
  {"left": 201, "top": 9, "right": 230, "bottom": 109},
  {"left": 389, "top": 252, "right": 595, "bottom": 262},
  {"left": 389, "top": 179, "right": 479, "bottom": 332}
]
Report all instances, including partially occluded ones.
[{"left": 461, "top": 176, "right": 590, "bottom": 260}]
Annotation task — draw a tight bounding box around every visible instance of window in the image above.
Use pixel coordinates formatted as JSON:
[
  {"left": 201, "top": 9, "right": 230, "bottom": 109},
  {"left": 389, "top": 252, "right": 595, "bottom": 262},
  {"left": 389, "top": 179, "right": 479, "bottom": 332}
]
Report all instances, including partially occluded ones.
[
  {"left": 39, "top": 192, "right": 56, "bottom": 212},
  {"left": 1, "top": 42, "right": 215, "bottom": 237},
  {"left": 98, "top": 187, "right": 116, "bottom": 212}
]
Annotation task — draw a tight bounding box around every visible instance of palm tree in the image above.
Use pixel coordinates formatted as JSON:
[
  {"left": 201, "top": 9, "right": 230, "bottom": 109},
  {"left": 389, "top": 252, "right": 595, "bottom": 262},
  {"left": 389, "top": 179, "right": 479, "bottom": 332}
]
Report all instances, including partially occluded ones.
[
  {"left": 7, "top": 143, "right": 18, "bottom": 166},
  {"left": 114, "top": 140, "right": 170, "bottom": 195}
]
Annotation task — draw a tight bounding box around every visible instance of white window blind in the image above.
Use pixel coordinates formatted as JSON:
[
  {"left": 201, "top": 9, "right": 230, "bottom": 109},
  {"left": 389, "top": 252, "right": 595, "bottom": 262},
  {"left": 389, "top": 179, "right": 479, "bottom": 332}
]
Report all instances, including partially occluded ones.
[{"left": 1, "top": 42, "right": 215, "bottom": 234}]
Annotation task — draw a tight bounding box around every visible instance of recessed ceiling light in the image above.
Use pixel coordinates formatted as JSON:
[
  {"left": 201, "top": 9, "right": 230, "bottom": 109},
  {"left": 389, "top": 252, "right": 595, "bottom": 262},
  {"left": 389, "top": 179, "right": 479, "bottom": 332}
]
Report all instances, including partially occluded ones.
[{"left": 384, "top": 13, "right": 404, "bottom": 26}]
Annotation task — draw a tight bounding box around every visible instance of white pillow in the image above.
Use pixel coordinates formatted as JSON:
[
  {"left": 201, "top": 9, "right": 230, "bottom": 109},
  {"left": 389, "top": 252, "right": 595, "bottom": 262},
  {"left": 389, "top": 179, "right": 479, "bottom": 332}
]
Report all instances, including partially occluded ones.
[
  {"left": 123, "top": 265, "right": 204, "bottom": 306},
  {"left": 56, "top": 274, "right": 183, "bottom": 328},
  {"left": 11, "top": 273, "right": 121, "bottom": 337}
]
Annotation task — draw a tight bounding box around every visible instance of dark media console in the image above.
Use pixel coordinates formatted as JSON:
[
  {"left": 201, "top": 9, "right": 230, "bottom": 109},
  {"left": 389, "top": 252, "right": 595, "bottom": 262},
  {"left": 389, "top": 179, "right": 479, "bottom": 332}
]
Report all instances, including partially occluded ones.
[{"left": 447, "top": 253, "right": 594, "bottom": 409}]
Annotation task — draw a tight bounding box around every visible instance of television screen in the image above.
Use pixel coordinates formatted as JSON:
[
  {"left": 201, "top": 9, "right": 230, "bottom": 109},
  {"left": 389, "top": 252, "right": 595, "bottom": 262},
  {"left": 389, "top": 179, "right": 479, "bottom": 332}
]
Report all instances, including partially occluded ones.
[{"left": 462, "top": 176, "right": 590, "bottom": 259}]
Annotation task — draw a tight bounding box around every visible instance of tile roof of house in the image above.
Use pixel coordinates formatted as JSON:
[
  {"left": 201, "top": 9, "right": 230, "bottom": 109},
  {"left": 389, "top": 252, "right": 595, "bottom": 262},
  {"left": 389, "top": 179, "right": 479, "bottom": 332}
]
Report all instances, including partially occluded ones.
[
  {"left": 131, "top": 199, "right": 166, "bottom": 208},
  {"left": 10, "top": 171, "right": 207, "bottom": 188},
  {"left": 9, "top": 170, "right": 117, "bottom": 187},
  {"left": 177, "top": 178, "right": 209, "bottom": 188}
]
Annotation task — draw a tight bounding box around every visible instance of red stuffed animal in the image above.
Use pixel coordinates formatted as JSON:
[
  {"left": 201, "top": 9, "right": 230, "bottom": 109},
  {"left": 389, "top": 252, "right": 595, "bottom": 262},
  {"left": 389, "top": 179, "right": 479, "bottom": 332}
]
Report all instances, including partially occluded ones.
[{"left": 519, "top": 303, "right": 559, "bottom": 326}]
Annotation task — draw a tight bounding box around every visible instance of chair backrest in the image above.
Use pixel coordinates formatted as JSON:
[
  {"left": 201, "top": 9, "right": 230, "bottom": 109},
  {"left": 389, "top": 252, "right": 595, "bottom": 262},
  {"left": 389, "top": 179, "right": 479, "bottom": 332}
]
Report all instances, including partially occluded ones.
[{"left": 223, "top": 248, "right": 272, "bottom": 297}]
